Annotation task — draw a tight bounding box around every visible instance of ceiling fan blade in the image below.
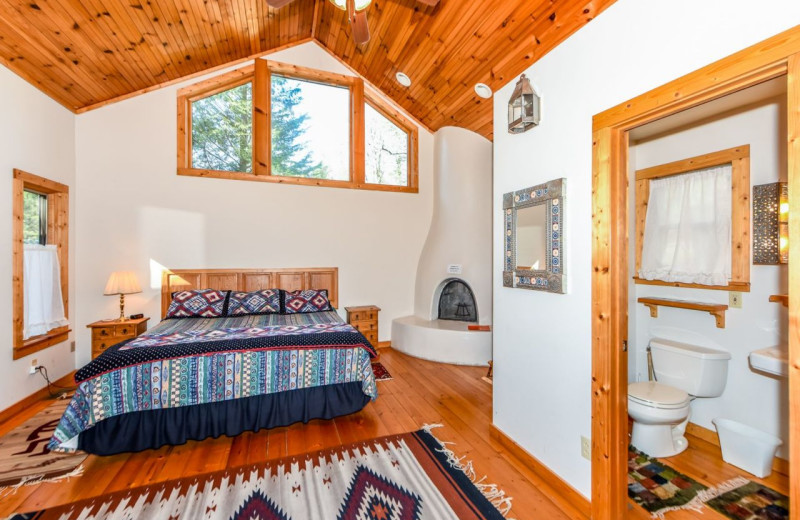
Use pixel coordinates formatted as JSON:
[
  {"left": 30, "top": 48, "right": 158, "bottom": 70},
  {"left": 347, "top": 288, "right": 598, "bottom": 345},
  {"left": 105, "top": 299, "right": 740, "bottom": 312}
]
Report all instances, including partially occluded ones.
[
  {"left": 351, "top": 11, "right": 370, "bottom": 45},
  {"left": 266, "top": 0, "right": 296, "bottom": 8},
  {"left": 416, "top": 0, "right": 440, "bottom": 6}
]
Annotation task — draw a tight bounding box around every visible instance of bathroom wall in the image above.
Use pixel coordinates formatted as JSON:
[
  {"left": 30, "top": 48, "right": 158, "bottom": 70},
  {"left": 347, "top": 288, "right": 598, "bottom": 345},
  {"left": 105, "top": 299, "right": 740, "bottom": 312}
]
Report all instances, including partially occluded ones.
[{"left": 629, "top": 97, "right": 789, "bottom": 458}]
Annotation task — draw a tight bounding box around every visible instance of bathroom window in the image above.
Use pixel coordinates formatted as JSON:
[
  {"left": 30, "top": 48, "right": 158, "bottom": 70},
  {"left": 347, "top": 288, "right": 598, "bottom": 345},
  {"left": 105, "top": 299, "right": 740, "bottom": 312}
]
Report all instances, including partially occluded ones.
[{"left": 635, "top": 146, "right": 750, "bottom": 291}]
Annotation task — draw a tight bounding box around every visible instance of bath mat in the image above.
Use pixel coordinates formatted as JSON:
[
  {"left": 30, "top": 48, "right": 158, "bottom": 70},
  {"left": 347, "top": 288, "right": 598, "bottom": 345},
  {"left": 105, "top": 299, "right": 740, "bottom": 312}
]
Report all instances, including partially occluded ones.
[
  {"left": 628, "top": 446, "right": 708, "bottom": 518},
  {"left": 700, "top": 477, "right": 789, "bottom": 520},
  {"left": 0, "top": 395, "right": 85, "bottom": 491},
  {"left": 8, "top": 425, "right": 514, "bottom": 520},
  {"left": 371, "top": 361, "right": 393, "bottom": 381}
]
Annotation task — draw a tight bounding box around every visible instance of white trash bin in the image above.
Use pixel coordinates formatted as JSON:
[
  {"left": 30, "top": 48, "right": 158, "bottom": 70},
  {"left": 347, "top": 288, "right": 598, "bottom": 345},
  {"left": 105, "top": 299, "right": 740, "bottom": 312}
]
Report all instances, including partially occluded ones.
[{"left": 712, "top": 418, "right": 783, "bottom": 478}]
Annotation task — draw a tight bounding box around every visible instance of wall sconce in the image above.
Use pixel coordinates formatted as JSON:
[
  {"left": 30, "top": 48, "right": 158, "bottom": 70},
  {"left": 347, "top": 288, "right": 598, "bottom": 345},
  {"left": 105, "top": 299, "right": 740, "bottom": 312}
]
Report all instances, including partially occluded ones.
[
  {"left": 507, "top": 74, "right": 540, "bottom": 134},
  {"left": 753, "top": 182, "right": 788, "bottom": 265}
]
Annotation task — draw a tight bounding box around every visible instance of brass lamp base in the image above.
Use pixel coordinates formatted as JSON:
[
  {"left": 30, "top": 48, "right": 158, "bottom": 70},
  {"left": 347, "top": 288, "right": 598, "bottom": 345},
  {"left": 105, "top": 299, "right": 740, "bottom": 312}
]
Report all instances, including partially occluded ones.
[{"left": 118, "top": 293, "right": 128, "bottom": 321}]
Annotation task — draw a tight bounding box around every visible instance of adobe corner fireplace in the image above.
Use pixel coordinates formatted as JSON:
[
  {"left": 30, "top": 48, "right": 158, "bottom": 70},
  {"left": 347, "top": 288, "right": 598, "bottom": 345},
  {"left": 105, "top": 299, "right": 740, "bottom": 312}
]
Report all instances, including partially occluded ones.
[{"left": 437, "top": 279, "right": 478, "bottom": 322}]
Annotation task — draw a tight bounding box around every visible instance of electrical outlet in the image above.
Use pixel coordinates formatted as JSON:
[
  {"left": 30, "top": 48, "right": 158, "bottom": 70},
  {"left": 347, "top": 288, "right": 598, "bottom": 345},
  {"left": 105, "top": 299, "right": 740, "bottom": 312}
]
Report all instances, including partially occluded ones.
[
  {"left": 29, "top": 358, "right": 38, "bottom": 375},
  {"left": 729, "top": 291, "right": 743, "bottom": 309},
  {"left": 581, "top": 436, "right": 591, "bottom": 460},
  {"left": 70, "top": 341, "right": 76, "bottom": 352}
]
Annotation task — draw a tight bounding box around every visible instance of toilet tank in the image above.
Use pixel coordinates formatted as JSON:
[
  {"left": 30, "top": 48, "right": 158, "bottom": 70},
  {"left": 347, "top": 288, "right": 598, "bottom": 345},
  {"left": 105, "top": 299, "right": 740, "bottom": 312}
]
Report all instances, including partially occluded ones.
[{"left": 650, "top": 338, "right": 731, "bottom": 397}]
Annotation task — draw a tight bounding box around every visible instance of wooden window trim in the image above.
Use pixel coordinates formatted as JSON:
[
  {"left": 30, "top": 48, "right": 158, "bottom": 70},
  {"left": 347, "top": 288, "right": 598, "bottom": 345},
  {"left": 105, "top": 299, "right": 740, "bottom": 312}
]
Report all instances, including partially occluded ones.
[
  {"left": 12, "top": 169, "right": 71, "bottom": 360},
  {"left": 363, "top": 88, "right": 420, "bottom": 192},
  {"left": 177, "top": 60, "right": 418, "bottom": 193},
  {"left": 633, "top": 145, "right": 751, "bottom": 292}
]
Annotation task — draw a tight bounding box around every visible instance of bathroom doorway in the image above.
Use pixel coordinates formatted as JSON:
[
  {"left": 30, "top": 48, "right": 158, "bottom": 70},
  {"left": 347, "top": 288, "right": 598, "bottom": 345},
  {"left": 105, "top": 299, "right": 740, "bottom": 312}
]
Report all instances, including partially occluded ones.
[{"left": 590, "top": 27, "right": 800, "bottom": 520}]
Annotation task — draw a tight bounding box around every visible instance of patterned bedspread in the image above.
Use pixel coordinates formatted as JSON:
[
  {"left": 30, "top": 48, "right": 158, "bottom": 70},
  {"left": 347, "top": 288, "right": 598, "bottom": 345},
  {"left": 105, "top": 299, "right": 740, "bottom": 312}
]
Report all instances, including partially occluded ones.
[{"left": 49, "top": 311, "right": 378, "bottom": 453}]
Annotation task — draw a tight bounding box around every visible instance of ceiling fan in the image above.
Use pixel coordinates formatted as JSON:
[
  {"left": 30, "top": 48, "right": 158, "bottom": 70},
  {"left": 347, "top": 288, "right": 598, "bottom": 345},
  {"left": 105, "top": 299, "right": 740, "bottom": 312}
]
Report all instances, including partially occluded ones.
[{"left": 266, "top": 0, "right": 440, "bottom": 45}]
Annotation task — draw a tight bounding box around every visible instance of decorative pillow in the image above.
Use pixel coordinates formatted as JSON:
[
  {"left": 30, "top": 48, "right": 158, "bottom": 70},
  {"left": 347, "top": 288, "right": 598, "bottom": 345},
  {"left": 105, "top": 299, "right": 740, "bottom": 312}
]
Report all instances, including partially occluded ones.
[
  {"left": 283, "top": 289, "right": 333, "bottom": 314},
  {"left": 227, "top": 289, "right": 281, "bottom": 316},
  {"left": 166, "top": 289, "right": 228, "bottom": 318}
]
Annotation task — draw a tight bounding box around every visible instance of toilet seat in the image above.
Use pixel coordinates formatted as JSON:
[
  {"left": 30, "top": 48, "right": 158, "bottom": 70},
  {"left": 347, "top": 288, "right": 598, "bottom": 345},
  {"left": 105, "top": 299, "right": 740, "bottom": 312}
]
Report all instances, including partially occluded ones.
[{"left": 629, "top": 381, "right": 690, "bottom": 410}]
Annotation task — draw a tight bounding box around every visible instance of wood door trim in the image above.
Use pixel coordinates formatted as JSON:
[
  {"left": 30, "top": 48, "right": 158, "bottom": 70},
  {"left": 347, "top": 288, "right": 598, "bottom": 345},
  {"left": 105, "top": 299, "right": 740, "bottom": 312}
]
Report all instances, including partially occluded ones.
[{"left": 591, "top": 24, "right": 800, "bottom": 520}]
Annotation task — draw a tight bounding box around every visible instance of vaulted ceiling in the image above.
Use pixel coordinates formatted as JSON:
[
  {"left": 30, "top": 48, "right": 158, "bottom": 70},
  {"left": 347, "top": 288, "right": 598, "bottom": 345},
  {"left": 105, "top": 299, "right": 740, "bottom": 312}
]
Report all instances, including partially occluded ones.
[{"left": 0, "top": 0, "right": 615, "bottom": 139}]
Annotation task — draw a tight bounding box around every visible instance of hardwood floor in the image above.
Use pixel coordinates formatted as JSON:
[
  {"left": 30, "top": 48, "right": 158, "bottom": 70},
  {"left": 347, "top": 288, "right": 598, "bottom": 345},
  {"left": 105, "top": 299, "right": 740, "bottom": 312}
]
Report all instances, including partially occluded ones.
[
  {"left": 0, "top": 349, "right": 574, "bottom": 519},
  {"left": 0, "top": 349, "right": 789, "bottom": 519}
]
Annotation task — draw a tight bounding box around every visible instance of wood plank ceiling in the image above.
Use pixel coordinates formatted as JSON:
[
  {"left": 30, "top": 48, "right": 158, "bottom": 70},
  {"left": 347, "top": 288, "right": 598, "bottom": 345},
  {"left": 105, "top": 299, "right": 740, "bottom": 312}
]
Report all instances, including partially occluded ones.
[{"left": 0, "top": 0, "right": 615, "bottom": 139}]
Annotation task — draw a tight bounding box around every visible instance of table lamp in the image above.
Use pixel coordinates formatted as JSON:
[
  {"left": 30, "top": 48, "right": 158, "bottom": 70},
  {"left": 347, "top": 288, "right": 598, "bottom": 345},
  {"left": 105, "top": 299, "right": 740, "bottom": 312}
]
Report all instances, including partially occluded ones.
[{"left": 104, "top": 271, "right": 142, "bottom": 320}]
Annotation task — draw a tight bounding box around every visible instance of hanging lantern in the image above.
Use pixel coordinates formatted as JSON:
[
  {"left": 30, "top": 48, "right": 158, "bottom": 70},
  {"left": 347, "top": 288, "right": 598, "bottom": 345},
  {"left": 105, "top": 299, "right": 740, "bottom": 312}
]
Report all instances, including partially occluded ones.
[{"left": 507, "top": 74, "right": 540, "bottom": 134}]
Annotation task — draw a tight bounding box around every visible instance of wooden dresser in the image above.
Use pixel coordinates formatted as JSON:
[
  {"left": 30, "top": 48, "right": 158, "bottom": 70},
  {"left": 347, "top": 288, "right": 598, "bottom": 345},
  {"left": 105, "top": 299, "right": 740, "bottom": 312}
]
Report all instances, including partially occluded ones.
[
  {"left": 87, "top": 317, "right": 149, "bottom": 359},
  {"left": 345, "top": 305, "right": 380, "bottom": 349}
]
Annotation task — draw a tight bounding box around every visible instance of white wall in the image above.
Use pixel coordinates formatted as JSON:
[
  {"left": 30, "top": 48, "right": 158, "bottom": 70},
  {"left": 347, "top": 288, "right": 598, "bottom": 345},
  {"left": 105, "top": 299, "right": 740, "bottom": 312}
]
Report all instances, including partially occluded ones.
[
  {"left": 0, "top": 66, "right": 76, "bottom": 410},
  {"left": 492, "top": 0, "right": 800, "bottom": 499},
  {"left": 630, "top": 99, "right": 789, "bottom": 458},
  {"left": 74, "top": 41, "right": 434, "bottom": 367}
]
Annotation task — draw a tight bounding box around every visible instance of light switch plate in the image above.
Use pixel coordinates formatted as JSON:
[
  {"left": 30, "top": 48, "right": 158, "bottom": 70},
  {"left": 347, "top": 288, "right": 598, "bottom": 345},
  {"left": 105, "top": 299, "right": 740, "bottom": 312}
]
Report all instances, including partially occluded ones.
[{"left": 729, "top": 292, "right": 743, "bottom": 309}]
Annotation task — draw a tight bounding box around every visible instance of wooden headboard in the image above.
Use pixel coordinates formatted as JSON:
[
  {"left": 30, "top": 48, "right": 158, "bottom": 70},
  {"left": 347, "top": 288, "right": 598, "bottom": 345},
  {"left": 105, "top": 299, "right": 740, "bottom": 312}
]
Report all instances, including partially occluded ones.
[{"left": 160, "top": 267, "right": 338, "bottom": 319}]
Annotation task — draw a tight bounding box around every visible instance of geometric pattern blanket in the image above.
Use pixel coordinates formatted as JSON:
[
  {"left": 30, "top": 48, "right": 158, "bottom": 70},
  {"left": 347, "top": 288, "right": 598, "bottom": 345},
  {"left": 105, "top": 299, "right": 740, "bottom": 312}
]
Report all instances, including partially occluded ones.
[
  {"left": 19, "top": 427, "right": 513, "bottom": 520},
  {"left": 49, "top": 323, "right": 378, "bottom": 453}
]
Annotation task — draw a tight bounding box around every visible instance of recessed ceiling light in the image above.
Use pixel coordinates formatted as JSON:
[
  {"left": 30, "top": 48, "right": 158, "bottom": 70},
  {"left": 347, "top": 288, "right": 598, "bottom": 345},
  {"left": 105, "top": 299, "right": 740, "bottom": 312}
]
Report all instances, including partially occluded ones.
[
  {"left": 474, "top": 83, "right": 492, "bottom": 99},
  {"left": 396, "top": 72, "right": 412, "bottom": 87}
]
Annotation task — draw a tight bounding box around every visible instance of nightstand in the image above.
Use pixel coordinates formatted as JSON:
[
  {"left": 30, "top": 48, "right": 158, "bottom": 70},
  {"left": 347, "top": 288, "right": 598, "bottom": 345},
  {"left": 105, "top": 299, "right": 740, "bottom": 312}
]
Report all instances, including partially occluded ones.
[
  {"left": 345, "top": 305, "right": 380, "bottom": 349},
  {"left": 87, "top": 317, "right": 149, "bottom": 359}
]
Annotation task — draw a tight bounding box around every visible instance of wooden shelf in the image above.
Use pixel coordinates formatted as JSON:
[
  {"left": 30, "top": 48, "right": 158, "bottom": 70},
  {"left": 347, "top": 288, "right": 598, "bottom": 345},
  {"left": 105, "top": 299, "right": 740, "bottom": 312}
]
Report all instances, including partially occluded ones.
[
  {"left": 769, "top": 294, "right": 789, "bottom": 307},
  {"left": 638, "top": 297, "right": 729, "bottom": 328}
]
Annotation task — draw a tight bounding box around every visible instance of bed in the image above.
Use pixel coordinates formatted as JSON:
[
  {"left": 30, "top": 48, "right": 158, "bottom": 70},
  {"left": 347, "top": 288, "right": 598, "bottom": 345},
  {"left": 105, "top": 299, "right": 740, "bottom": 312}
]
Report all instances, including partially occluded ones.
[{"left": 48, "top": 267, "right": 378, "bottom": 455}]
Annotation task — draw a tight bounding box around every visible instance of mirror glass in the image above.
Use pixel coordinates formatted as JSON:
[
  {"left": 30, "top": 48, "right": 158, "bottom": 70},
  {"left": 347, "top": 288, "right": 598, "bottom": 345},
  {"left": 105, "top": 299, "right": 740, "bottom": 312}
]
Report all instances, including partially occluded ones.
[{"left": 515, "top": 205, "right": 547, "bottom": 270}]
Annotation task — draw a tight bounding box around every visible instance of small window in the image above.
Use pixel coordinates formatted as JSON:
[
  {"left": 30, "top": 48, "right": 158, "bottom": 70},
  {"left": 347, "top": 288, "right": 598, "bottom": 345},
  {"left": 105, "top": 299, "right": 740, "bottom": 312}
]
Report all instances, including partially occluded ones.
[
  {"left": 271, "top": 75, "right": 350, "bottom": 181},
  {"left": 23, "top": 190, "right": 47, "bottom": 245},
  {"left": 191, "top": 82, "right": 253, "bottom": 173},
  {"left": 365, "top": 103, "right": 409, "bottom": 186},
  {"left": 13, "top": 169, "right": 70, "bottom": 359},
  {"left": 634, "top": 145, "right": 750, "bottom": 291}
]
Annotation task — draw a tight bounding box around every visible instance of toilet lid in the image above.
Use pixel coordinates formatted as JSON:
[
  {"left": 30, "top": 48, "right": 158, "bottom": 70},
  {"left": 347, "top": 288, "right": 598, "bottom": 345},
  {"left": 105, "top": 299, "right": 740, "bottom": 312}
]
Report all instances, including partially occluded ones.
[{"left": 629, "top": 381, "right": 689, "bottom": 409}]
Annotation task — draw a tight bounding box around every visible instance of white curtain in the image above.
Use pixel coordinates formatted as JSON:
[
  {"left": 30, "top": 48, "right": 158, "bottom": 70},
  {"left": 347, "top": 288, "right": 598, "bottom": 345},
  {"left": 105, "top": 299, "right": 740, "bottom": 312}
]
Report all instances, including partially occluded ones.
[
  {"left": 24, "top": 244, "right": 69, "bottom": 339},
  {"left": 639, "top": 165, "right": 732, "bottom": 286}
]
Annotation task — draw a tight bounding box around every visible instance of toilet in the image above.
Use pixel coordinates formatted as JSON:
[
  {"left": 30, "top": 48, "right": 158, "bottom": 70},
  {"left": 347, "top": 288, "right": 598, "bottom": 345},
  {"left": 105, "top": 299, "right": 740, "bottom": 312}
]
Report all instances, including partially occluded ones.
[{"left": 628, "top": 338, "right": 731, "bottom": 457}]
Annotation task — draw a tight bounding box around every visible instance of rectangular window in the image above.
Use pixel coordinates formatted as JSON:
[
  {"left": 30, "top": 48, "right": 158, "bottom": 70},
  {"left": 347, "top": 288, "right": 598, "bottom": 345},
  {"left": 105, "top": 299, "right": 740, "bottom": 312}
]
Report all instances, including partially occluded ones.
[
  {"left": 23, "top": 189, "right": 47, "bottom": 245},
  {"left": 191, "top": 81, "right": 253, "bottom": 173},
  {"left": 177, "top": 60, "right": 418, "bottom": 193},
  {"left": 365, "top": 103, "right": 409, "bottom": 186},
  {"left": 13, "top": 169, "right": 70, "bottom": 359},
  {"left": 634, "top": 145, "right": 750, "bottom": 291},
  {"left": 271, "top": 75, "right": 350, "bottom": 181}
]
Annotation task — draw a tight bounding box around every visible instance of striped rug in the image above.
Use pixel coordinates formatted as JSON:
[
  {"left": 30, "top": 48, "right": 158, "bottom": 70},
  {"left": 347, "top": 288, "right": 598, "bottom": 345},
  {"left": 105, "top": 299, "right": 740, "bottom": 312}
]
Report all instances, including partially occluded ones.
[{"left": 9, "top": 426, "right": 514, "bottom": 520}]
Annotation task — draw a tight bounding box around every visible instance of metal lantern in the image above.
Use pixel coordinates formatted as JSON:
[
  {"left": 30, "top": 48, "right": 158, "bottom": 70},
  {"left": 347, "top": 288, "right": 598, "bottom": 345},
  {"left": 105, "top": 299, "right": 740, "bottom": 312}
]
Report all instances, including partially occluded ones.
[{"left": 507, "top": 74, "right": 540, "bottom": 134}]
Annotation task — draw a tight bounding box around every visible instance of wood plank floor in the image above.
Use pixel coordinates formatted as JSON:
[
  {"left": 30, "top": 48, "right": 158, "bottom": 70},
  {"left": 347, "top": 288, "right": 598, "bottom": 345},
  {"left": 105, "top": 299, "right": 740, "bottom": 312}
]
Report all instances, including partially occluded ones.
[{"left": 0, "top": 348, "right": 789, "bottom": 519}]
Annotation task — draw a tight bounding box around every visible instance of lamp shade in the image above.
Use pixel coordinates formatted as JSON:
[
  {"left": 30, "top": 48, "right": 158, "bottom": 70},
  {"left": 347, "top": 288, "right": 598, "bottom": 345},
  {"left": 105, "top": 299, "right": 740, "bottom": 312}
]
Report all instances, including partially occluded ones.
[{"left": 104, "top": 271, "right": 142, "bottom": 295}]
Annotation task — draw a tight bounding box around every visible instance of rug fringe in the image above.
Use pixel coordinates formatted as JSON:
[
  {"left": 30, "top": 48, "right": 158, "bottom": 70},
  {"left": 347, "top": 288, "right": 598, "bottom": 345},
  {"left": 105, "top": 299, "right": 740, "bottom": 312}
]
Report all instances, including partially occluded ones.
[
  {"left": 648, "top": 494, "right": 706, "bottom": 519},
  {"left": 0, "top": 463, "right": 86, "bottom": 500},
  {"left": 696, "top": 476, "right": 750, "bottom": 504},
  {"left": 422, "top": 426, "right": 516, "bottom": 519}
]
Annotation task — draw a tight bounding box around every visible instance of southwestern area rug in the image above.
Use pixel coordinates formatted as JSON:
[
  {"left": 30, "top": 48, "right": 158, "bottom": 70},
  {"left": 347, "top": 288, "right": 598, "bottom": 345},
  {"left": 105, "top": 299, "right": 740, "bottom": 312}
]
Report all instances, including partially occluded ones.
[
  {"left": 371, "top": 362, "right": 393, "bottom": 381},
  {"left": 9, "top": 426, "right": 514, "bottom": 520},
  {"left": 628, "top": 446, "right": 708, "bottom": 518},
  {"left": 0, "top": 396, "right": 85, "bottom": 490},
  {"left": 701, "top": 477, "right": 789, "bottom": 520}
]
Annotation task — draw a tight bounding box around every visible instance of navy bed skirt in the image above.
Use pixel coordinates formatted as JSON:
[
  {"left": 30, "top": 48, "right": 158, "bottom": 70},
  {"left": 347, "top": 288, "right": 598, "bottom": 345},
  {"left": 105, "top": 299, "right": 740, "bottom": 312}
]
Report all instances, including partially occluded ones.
[{"left": 78, "top": 382, "right": 371, "bottom": 455}]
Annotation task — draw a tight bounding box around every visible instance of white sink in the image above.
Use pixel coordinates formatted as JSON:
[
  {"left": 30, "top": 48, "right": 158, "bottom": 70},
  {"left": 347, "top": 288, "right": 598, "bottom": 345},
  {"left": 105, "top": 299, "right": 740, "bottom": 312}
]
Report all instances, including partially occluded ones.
[{"left": 749, "top": 346, "right": 788, "bottom": 378}]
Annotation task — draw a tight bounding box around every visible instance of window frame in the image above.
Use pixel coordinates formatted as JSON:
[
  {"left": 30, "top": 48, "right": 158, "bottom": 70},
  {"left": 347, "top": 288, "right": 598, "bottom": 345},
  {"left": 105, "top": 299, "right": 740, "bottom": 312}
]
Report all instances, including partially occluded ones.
[
  {"left": 177, "top": 60, "right": 418, "bottom": 193},
  {"left": 634, "top": 145, "right": 750, "bottom": 291},
  {"left": 12, "top": 169, "right": 70, "bottom": 359}
]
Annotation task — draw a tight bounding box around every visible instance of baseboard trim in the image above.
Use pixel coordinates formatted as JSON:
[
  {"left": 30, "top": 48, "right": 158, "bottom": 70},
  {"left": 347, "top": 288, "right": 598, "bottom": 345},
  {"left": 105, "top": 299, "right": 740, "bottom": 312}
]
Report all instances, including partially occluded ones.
[
  {"left": 377, "top": 341, "right": 391, "bottom": 349},
  {"left": 490, "top": 424, "right": 591, "bottom": 520},
  {"left": 686, "top": 422, "right": 789, "bottom": 476},
  {"left": 0, "top": 370, "right": 76, "bottom": 426}
]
